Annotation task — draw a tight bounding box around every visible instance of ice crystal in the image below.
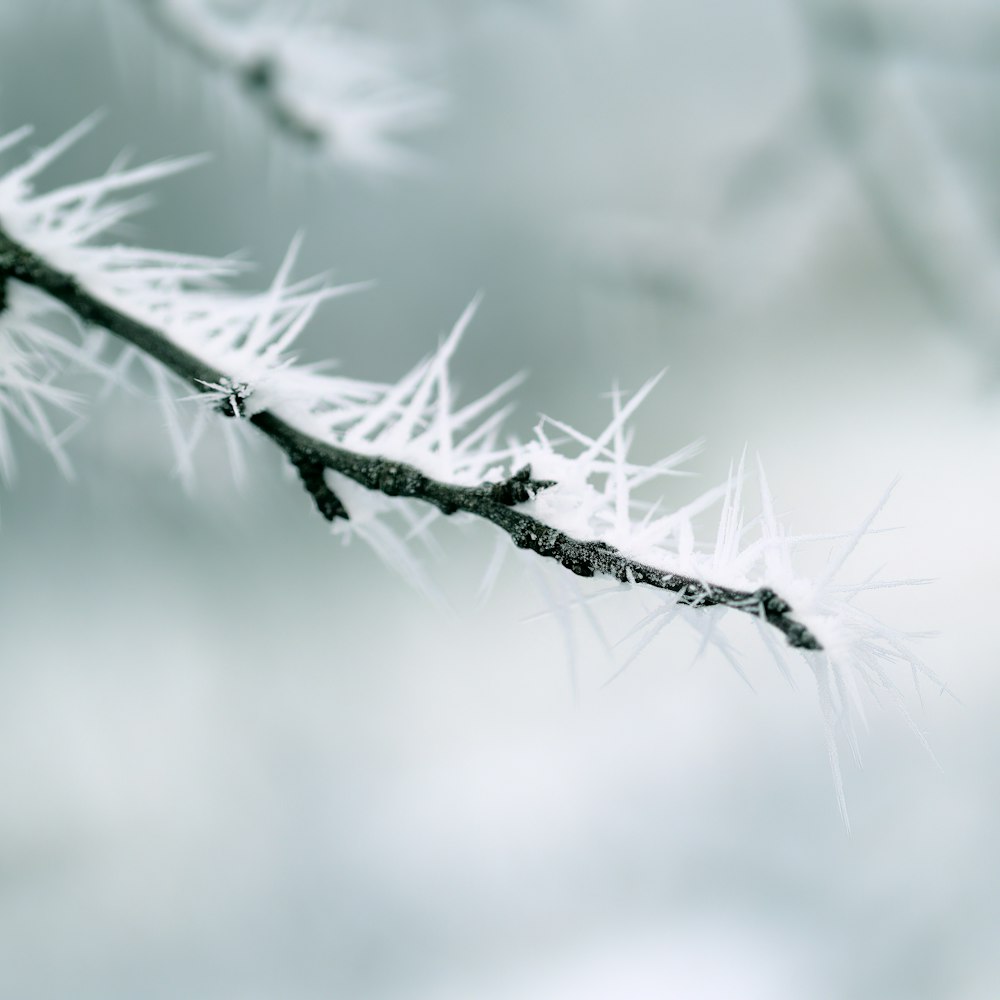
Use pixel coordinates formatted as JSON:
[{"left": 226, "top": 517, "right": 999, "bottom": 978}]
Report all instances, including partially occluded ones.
[{"left": 0, "top": 283, "right": 99, "bottom": 482}]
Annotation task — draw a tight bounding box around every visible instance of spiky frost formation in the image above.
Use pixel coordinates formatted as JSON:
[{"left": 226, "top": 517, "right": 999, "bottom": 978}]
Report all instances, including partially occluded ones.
[
  {"left": 0, "top": 121, "right": 389, "bottom": 476},
  {"left": 303, "top": 296, "right": 523, "bottom": 484},
  {"left": 0, "top": 283, "right": 100, "bottom": 482},
  {"left": 133, "top": 0, "right": 444, "bottom": 172},
  {"left": 0, "top": 123, "right": 940, "bottom": 820},
  {"left": 502, "top": 379, "right": 939, "bottom": 823},
  {"left": 0, "top": 126, "right": 108, "bottom": 479}
]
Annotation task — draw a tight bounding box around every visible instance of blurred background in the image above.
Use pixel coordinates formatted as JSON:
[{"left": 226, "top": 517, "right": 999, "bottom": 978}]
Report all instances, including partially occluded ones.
[{"left": 0, "top": 0, "right": 997, "bottom": 996}]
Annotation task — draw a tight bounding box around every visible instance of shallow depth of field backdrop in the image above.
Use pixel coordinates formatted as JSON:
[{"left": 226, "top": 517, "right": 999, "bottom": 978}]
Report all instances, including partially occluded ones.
[{"left": 1, "top": 1, "right": 998, "bottom": 998}]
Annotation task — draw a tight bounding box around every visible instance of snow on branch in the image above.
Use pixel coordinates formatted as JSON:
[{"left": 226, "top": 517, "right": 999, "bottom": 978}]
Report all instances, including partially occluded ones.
[
  {"left": 0, "top": 123, "right": 941, "bottom": 822},
  {"left": 130, "top": 0, "right": 444, "bottom": 172}
]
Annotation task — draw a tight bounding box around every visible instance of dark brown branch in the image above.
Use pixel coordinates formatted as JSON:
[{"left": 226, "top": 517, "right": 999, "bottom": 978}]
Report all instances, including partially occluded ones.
[
  {"left": 0, "top": 224, "right": 822, "bottom": 650},
  {"left": 292, "top": 454, "right": 348, "bottom": 522}
]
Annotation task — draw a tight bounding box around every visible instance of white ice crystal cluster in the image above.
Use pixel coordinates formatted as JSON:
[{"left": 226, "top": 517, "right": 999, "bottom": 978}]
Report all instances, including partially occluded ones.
[
  {"left": 0, "top": 124, "right": 939, "bottom": 822},
  {"left": 133, "top": 0, "right": 444, "bottom": 172},
  {"left": 0, "top": 281, "right": 96, "bottom": 484}
]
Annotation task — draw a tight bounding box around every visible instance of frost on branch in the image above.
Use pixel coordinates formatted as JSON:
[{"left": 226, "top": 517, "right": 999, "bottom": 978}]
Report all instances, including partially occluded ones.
[
  {"left": 0, "top": 120, "right": 381, "bottom": 483},
  {"left": 0, "top": 123, "right": 942, "bottom": 822},
  {"left": 131, "top": 0, "right": 444, "bottom": 172}
]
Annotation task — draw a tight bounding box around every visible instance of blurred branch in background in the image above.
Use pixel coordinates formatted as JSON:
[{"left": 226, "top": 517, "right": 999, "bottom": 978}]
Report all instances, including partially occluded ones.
[
  {"left": 771, "top": 0, "right": 1000, "bottom": 364},
  {"left": 130, "top": 0, "right": 445, "bottom": 172},
  {"left": 579, "top": 0, "right": 1000, "bottom": 370}
]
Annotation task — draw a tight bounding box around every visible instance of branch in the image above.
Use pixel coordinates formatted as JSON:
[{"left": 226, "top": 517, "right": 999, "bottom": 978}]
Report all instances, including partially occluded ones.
[
  {"left": 129, "top": 0, "right": 443, "bottom": 172},
  {"left": 133, "top": 0, "right": 325, "bottom": 147},
  {"left": 0, "top": 223, "right": 822, "bottom": 650}
]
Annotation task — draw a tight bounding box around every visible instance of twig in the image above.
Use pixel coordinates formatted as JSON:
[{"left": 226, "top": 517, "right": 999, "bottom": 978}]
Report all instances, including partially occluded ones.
[
  {"left": 133, "top": 0, "right": 325, "bottom": 147},
  {"left": 0, "top": 223, "right": 822, "bottom": 649}
]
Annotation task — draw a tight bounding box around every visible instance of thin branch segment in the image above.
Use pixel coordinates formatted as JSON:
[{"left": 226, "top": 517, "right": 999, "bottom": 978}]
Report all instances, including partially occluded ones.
[
  {"left": 0, "top": 223, "right": 822, "bottom": 650},
  {"left": 292, "top": 455, "right": 348, "bottom": 522}
]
